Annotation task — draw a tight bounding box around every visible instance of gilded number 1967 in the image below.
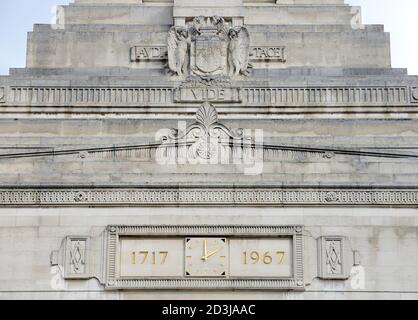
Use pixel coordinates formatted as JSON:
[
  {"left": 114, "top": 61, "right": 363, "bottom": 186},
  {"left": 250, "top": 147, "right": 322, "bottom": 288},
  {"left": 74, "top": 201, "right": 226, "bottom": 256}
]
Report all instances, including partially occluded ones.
[{"left": 242, "top": 251, "right": 285, "bottom": 265}]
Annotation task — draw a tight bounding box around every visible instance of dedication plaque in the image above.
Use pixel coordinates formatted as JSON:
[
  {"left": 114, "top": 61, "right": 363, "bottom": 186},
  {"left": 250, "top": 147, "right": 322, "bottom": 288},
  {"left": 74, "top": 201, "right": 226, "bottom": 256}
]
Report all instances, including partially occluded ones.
[{"left": 105, "top": 225, "right": 304, "bottom": 290}]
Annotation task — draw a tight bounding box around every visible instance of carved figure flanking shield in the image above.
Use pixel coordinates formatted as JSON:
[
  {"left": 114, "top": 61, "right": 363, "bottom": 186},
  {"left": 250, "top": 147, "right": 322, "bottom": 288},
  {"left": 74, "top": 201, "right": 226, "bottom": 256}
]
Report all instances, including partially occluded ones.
[
  {"left": 167, "top": 27, "right": 190, "bottom": 76},
  {"left": 227, "top": 27, "right": 250, "bottom": 77}
]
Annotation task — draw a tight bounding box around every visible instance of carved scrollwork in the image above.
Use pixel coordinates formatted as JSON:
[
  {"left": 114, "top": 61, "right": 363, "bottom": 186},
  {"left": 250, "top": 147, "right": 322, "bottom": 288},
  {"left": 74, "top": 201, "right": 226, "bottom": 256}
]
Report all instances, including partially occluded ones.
[{"left": 160, "top": 102, "right": 251, "bottom": 161}]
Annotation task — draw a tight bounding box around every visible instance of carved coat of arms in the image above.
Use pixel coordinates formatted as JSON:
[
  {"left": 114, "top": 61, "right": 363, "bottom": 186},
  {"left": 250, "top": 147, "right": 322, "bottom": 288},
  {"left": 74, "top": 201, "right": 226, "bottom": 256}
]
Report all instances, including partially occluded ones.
[{"left": 167, "top": 16, "right": 250, "bottom": 78}]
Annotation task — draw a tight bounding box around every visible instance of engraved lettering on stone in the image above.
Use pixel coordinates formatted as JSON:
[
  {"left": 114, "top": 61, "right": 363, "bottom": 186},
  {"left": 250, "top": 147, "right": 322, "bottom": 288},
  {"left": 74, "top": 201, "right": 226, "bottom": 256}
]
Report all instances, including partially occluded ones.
[
  {"left": 130, "top": 43, "right": 296, "bottom": 66},
  {"left": 105, "top": 225, "right": 304, "bottom": 290},
  {"left": 250, "top": 46, "right": 286, "bottom": 62},
  {"left": 131, "top": 46, "right": 168, "bottom": 62},
  {"left": 326, "top": 240, "right": 342, "bottom": 275},
  {"left": 70, "top": 240, "right": 86, "bottom": 274},
  {"left": 175, "top": 87, "right": 241, "bottom": 103},
  {"left": 5, "top": 86, "right": 410, "bottom": 107}
]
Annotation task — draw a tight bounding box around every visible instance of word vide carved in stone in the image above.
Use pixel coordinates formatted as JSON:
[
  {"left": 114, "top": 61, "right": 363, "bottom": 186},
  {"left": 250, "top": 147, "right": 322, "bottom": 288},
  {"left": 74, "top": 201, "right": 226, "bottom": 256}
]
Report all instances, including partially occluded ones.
[
  {"left": 130, "top": 46, "right": 168, "bottom": 62},
  {"left": 5, "top": 86, "right": 410, "bottom": 107},
  {"left": 174, "top": 87, "right": 241, "bottom": 103},
  {"left": 250, "top": 46, "right": 286, "bottom": 62}
]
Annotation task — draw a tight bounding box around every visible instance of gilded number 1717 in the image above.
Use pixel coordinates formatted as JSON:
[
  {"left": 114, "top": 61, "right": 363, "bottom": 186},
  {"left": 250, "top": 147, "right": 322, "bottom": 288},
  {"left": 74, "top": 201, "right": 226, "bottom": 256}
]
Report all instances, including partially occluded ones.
[{"left": 131, "top": 251, "right": 168, "bottom": 265}]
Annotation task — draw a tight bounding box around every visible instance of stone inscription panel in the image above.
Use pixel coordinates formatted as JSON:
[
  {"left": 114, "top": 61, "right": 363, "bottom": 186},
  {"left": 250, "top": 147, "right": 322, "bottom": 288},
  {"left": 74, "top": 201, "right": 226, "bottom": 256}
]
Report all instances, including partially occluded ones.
[
  {"left": 105, "top": 225, "right": 304, "bottom": 290},
  {"left": 130, "top": 46, "right": 286, "bottom": 63},
  {"left": 250, "top": 46, "right": 286, "bottom": 62},
  {"left": 130, "top": 46, "right": 168, "bottom": 61},
  {"left": 119, "top": 238, "right": 184, "bottom": 277},
  {"left": 118, "top": 237, "right": 293, "bottom": 278},
  {"left": 230, "top": 238, "right": 293, "bottom": 278},
  {"left": 174, "top": 87, "right": 242, "bottom": 103}
]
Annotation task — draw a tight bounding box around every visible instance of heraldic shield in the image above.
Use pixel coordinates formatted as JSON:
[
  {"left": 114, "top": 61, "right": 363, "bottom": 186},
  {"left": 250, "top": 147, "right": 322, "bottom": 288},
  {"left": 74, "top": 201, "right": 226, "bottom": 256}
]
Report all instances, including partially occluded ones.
[{"left": 191, "top": 34, "right": 228, "bottom": 76}]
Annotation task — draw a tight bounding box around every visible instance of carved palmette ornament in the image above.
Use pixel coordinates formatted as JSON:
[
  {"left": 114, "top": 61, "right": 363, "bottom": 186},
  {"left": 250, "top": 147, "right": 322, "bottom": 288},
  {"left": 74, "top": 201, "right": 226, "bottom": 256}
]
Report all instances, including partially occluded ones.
[
  {"left": 167, "top": 17, "right": 251, "bottom": 78},
  {"left": 158, "top": 102, "right": 252, "bottom": 162}
]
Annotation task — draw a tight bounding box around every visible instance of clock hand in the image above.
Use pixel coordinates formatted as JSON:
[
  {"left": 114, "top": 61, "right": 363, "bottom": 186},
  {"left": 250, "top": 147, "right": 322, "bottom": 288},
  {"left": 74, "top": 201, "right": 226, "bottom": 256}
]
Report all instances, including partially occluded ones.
[
  {"left": 201, "top": 239, "right": 208, "bottom": 261},
  {"left": 206, "top": 247, "right": 222, "bottom": 260}
]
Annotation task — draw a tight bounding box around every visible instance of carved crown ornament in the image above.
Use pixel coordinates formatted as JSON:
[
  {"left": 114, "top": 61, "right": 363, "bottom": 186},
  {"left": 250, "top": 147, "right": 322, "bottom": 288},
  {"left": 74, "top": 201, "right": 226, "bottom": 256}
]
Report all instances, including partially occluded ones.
[{"left": 167, "top": 16, "right": 251, "bottom": 79}]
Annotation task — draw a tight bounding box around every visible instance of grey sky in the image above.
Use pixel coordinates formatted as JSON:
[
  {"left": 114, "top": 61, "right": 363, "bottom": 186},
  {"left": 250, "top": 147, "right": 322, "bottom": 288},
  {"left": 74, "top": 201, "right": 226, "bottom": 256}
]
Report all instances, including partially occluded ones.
[{"left": 0, "top": 0, "right": 417, "bottom": 75}]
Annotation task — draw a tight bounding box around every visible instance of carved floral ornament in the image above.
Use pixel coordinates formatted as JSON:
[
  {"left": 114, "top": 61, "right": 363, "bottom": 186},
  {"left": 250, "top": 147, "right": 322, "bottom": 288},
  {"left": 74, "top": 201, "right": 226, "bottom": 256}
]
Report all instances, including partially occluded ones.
[
  {"left": 167, "top": 16, "right": 251, "bottom": 78},
  {"left": 157, "top": 102, "right": 253, "bottom": 162}
]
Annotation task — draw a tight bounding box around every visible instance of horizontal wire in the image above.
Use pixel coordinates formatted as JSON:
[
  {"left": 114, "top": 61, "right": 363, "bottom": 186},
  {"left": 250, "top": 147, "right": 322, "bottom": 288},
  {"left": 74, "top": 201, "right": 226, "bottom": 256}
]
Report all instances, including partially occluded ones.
[{"left": 0, "top": 141, "right": 417, "bottom": 160}]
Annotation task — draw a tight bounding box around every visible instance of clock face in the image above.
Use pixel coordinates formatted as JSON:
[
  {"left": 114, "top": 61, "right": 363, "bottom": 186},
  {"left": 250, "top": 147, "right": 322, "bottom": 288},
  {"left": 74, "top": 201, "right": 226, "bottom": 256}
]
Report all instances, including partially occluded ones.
[{"left": 185, "top": 238, "right": 228, "bottom": 277}]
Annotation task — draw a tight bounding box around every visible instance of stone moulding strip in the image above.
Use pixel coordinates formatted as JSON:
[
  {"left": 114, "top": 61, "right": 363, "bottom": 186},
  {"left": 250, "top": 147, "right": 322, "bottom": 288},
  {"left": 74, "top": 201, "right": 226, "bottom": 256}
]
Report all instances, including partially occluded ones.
[
  {"left": 0, "top": 187, "right": 417, "bottom": 207},
  {"left": 2, "top": 85, "right": 414, "bottom": 107},
  {"left": 105, "top": 225, "right": 304, "bottom": 291}
]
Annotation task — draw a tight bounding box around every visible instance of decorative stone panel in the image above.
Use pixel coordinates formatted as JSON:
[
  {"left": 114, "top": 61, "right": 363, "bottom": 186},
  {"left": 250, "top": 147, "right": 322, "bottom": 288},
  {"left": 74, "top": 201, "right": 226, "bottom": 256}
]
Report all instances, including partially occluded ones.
[
  {"left": 318, "top": 236, "right": 351, "bottom": 280},
  {"left": 64, "top": 236, "right": 90, "bottom": 279}
]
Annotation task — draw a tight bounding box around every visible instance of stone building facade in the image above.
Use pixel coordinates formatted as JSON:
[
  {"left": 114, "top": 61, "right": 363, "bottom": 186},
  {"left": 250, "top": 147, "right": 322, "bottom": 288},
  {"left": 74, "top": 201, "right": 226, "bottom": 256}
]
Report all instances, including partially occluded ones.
[{"left": 0, "top": 0, "right": 417, "bottom": 299}]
